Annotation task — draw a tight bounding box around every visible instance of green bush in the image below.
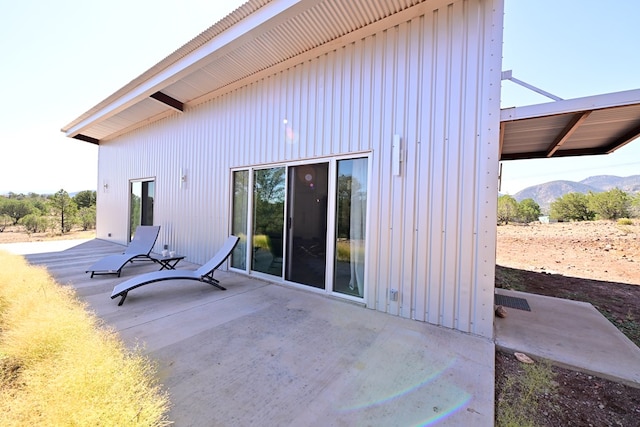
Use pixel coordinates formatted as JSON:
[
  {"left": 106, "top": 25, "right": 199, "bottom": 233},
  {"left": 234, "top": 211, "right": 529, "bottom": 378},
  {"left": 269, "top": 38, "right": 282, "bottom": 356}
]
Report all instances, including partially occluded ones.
[
  {"left": 550, "top": 192, "right": 594, "bottom": 221},
  {"left": 20, "top": 214, "right": 49, "bottom": 234},
  {"left": 517, "top": 198, "right": 541, "bottom": 223},
  {"left": 587, "top": 189, "right": 630, "bottom": 220},
  {"left": 78, "top": 206, "right": 97, "bottom": 231},
  {"left": 497, "top": 195, "right": 519, "bottom": 224},
  {"left": 617, "top": 218, "right": 633, "bottom": 226},
  {"left": 0, "top": 198, "right": 33, "bottom": 225},
  {"left": 0, "top": 214, "right": 11, "bottom": 232}
]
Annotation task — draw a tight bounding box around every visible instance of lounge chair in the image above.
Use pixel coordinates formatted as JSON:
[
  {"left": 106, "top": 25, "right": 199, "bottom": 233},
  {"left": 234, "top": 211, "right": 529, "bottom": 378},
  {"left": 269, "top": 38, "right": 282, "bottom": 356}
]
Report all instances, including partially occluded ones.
[
  {"left": 110, "top": 235, "right": 239, "bottom": 305},
  {"left": 86, "top": 225, "right": 161, "bottom": 278}
]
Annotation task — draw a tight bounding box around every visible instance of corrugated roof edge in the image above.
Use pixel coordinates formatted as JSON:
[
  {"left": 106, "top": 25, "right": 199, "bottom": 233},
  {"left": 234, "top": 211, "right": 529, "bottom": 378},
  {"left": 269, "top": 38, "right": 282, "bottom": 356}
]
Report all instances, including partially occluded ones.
[{"left": 61, "top": 0, "right": 267, "bottom": 133}]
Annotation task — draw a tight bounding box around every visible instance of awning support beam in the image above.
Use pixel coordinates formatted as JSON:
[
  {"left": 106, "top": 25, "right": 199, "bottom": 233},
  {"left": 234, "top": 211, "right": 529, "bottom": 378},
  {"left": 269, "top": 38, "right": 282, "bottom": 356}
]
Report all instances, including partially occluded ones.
[
  {"left": 150, "top": 91, "right": 184, "bottom": 112},
  {"left": 545, "top": 111, "right": 591, "bottom": 157},
  {"left": 501, "top": 70, "right": 563, "bottom": 102},
  {"left": 603, "top": 123, "right": 640, "bottom": 154},
  {"left": 73, "top": 134, "right": 99, "bottom": 145}
]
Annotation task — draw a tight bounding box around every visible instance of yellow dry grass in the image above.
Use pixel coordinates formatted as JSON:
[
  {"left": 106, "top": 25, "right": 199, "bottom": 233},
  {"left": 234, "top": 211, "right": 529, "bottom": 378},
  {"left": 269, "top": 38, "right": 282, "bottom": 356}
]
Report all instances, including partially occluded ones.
[{"left": 0, "top": 251, "right": 171, "bottom": 426}]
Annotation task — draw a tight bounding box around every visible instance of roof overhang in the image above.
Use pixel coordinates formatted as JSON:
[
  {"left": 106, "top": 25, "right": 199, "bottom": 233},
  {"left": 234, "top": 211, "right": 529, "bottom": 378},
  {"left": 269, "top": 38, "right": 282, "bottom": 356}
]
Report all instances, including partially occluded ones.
[
  {"left": 61, "top": 0, "right": 440, "bottom": 144},
  {"left": 500, "top": 88, "right": 640, "bottom": 160}
]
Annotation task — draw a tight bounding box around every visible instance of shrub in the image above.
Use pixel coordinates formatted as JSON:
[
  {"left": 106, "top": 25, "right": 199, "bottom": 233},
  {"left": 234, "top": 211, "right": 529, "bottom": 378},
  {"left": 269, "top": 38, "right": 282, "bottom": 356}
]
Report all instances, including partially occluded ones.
[
  {"left": 0, "top": 199, "right": 33, "bottom": 225},
  {"left": 0, "top": 252, "right": 171, "bottom": 426},
  {"left": 550, "top": 192, "right": 594, "bottom": 221},
  {"left": 20, "top": 213, "right": 49, "bottom": 234},
  {"left": 617, "top": 218, "right": 633, "bottom": 226},
  {"left": 497, "top": 195, "right": 519, "bottom": 224},
  {"left": 0, "top": 214, "right": 10, "bottom": 232},
  {"left": 517, "top": 198, "right": 541, "bottom": 223},
  {"left": 587, "top": 189, "right": 630, "bottom": 220},
  {"left": 78, "top": 206, "right": 97, "bottom": 231},
  {"left": 73, "top": 190, "right": 97, "bottom": 209}
]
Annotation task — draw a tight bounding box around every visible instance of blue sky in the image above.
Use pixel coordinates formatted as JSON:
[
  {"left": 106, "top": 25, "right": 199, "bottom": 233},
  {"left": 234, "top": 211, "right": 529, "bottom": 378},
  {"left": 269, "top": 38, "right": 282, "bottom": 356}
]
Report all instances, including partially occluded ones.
[
  {"left": 500, "top": 0, "right": 640, "bottom": 194},
  {"left": 0, "top": 0, "right": 638, "bottom": 194}
]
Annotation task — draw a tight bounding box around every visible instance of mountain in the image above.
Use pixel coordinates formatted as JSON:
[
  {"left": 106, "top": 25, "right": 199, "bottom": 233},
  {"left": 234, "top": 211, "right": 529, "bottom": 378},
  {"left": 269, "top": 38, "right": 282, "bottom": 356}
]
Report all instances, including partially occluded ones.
[
  {"left": 513, "top": 175, "right": 640, "bottom": 213},
  {"left": 579, "top": 175, "right": 640, "bottom": 194}
]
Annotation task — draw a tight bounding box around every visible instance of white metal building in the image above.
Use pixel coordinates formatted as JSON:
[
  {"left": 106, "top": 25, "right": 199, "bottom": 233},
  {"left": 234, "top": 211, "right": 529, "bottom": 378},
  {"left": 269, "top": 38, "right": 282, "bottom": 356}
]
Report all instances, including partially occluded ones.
[
  {"left": 62, "top": 0, "right": 503, "bottom": 339},
  {"left": 63, "top": 0, "right": 640, "bottom": 339}
]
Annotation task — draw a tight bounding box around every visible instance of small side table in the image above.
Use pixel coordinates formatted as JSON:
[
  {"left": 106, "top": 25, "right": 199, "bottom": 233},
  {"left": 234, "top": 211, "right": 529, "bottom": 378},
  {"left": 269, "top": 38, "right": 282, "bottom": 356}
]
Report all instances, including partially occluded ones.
[{"left": 151, "top": 254, "right": 185, "bottom": 270}]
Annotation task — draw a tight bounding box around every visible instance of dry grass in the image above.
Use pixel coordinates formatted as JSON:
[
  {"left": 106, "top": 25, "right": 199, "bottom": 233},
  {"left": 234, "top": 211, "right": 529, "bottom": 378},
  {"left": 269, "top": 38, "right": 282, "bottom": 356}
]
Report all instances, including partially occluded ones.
[{"left": 0, "top": 251, "right": 171, "bottom": 426}]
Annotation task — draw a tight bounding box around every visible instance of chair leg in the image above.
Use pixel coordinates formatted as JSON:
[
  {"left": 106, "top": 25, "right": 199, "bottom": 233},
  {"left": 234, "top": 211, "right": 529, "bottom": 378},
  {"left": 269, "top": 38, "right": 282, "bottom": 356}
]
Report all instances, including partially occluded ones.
[
  {"left": 202, "top": 275, "right": 226, "bottom": 291},
  {"left": 117, "top": 292, "right": 128, "bottom": 306}
]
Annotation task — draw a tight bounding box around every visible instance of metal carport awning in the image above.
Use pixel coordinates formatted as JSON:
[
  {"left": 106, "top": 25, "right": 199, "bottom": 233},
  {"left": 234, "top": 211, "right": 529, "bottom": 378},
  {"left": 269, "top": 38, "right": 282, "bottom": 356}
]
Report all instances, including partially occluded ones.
[{"left": 500, "top": 88, "right": 640, "bottom": 160}]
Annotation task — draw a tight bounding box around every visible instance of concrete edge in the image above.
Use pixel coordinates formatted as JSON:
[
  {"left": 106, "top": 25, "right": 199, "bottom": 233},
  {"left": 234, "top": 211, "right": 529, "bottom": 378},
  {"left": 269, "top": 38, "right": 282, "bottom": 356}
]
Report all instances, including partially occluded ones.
[{"left": 495, "top": 343, "right": 640, "bottom": 389}]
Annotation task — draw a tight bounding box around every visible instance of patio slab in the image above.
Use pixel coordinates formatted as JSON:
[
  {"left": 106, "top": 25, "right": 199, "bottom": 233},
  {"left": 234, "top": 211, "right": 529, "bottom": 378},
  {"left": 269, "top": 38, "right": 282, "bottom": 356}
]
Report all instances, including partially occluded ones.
[
  {"left": 19, "top": 239, "right": 495, "bottom": 426},
  {"left": 495, "top": 288, "right": 640, "bottom": 388}
]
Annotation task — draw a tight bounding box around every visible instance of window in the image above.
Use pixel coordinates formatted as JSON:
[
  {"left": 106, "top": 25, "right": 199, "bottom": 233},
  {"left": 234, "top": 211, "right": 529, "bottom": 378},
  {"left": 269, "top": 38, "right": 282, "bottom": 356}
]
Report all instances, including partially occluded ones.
[{"left": 130, "top": 179, "right": 155, "bottom": 241}]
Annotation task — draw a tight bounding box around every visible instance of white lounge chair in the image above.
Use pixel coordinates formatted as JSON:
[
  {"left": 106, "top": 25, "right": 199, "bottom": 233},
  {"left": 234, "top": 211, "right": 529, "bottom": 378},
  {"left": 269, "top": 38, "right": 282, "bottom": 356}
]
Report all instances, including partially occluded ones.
[
  {"left": 110, "top": 235, "right": 239, "bottom": 305},
  {"left": 86, "top": 225, "right": 161, "bottom": 278}
]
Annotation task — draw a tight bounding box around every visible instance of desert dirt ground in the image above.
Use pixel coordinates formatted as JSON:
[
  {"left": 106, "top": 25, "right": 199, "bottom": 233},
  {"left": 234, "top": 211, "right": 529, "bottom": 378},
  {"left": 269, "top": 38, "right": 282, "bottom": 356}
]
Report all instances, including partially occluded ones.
[
  {"left": 496, "top": 220, "right": 639, "bottom": 285},
  {"left": 0, "top": 226, "right": 95, "bottom": 243},
  {"left": 495, "top": 220, "right": 640, "bottom": 426}
]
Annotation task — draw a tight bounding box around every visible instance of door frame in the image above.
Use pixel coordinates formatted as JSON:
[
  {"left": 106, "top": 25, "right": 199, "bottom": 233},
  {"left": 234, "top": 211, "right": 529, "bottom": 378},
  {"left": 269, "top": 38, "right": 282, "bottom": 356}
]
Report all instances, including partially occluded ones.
[
  {"left": 128, "top": 177, "right": 156, "bottom": 242},
  {"left": 229, "top": 152, "right": 371, "bottom": 302}
]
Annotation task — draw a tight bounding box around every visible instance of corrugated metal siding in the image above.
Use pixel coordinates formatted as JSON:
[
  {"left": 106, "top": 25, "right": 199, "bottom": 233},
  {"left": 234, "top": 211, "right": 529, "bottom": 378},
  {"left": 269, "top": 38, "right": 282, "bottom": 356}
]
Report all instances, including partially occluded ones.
[{"left": 96, "top": 0, "right": 502, "bottom": 338}]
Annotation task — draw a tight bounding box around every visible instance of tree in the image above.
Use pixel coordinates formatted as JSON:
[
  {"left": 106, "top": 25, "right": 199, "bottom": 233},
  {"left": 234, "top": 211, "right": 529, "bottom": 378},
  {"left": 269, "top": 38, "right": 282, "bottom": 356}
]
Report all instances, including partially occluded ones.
[
  {"left": 630, "top": 193, "right": 640, "bottom": 218},
  {"left": 74, "top": 190, "right": 97, "bottom": 209},
  {"left": 49, "top": 189, "right": 78, "bottom": 233},
  {"left": 0, "top": 213, "right": 10, "bottom": 232},
  {"left": 253, "top": 168, "right": 285, "bottom": 236},
  {"left": 517, "top": 198, "right": 541, "bottom": 223},
  {"left": 78, "top": 206, "right": 97, "bottom": 231},
  {"left": 587, "top": 189, "right": 630, "bottom": 220},
  {"left": 497, "top": 195, "right": 519, "bottom": 224},
  {"left": 21, "top": 213, "right": 50, "bottom": 234},
  {"left": 0, "top": 198, "right": 33, "bottom": 225},
  {"left": 550, "top": 192, "right": 594, "bottom": 221}
]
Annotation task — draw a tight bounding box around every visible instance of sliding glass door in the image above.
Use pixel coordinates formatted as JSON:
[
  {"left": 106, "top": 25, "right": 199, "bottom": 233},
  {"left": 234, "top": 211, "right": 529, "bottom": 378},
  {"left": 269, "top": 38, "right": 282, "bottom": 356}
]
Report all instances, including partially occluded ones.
[
  {"left": 285, "top": 163, "right": 329, "bottom": 288},
  {"left": 231, "top": 171, "right": 249, "bottom": 270},
  {"left": 334, "top": 158, "right": 367, "bottom": 297},
  {"left": 251, "top": 167, "right": 285, "bottom": 276},
  {"left": 231, "top": 156, "right": 367, "bottom": 299}
]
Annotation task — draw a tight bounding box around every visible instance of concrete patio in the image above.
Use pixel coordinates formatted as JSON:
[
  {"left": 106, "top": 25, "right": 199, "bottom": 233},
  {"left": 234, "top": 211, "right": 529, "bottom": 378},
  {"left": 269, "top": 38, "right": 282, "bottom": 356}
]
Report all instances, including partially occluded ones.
[{"left": 13, "top": 239, "right": 495, "bottom": 426}]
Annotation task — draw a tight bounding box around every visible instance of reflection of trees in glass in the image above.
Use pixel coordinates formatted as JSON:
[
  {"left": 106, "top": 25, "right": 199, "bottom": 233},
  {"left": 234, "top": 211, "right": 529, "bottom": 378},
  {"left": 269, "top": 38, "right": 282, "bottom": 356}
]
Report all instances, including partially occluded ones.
[
  {"left": 233, "top": 171, "right": 249, "bottom": 233},
  {"left": 232, "top": 171, "right": 249, "bottom": 269},
  {"left": 130, "top": 193, "right": 141, "bottom": 231},
  {"left": 336, "top": 174, "right": 366, "bottom": 239},
  {"left": 253, "top": 168, "right": 285, "bottom": 236}
]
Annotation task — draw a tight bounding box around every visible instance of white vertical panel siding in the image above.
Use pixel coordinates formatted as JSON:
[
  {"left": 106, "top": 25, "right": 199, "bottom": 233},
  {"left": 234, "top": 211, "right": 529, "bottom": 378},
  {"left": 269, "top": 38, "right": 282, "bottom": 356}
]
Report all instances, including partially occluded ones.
[{"left": 96, "top": 0, "right": 502, "bottom": 337}]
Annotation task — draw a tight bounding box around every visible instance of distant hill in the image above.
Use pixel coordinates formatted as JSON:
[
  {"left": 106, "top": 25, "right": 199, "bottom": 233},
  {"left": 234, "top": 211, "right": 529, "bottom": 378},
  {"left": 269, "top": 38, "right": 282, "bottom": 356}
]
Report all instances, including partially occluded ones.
[
  {"left": 579, "top": 175, "right": 640, "bottom": 193},
  {"left": 513, "top": 175, "right": 640, "bottom": 213}
]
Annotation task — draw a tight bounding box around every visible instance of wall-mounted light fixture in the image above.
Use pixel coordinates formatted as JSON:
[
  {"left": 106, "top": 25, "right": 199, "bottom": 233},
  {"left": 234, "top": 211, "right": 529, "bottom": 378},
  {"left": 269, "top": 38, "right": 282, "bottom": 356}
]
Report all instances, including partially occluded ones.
[
  {"left": 103, "top": 180, "right": 109, "bottom": 192},
  {"left": 180, "top": 168, "right": 187, "bottom": 189},
  {"left": 392, "top": 134, "right": 402, "bottom": 176}
]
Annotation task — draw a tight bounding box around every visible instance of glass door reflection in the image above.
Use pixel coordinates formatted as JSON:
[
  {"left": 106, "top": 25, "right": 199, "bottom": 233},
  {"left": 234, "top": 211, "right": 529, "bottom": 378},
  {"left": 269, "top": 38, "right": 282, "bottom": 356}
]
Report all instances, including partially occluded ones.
[
  {"left": 251, "top": 167, "right": 285, "bottom": 276},
  {"left": 285, "top": 163, "right": 329, "bottom": 288},
  {"left": 334, "top": 158, "right": 367, "bottom": 297}
]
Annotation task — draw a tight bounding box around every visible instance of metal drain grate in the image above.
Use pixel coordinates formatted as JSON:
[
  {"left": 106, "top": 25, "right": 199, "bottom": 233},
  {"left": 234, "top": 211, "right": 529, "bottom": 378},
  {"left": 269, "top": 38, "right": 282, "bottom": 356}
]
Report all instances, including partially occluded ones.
[{"left": 495, "top": 294, "right": 531, "bottom": 311}]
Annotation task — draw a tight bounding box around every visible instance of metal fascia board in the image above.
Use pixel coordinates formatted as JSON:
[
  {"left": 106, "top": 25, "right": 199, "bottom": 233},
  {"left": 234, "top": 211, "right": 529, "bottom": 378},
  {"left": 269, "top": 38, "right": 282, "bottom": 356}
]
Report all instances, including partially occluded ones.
[
  {"left": 500, "top": 88, "right": 640, "bottom": 122},
  {"left": 64, "top": 0, "right": 313, "bottom": 138}
]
